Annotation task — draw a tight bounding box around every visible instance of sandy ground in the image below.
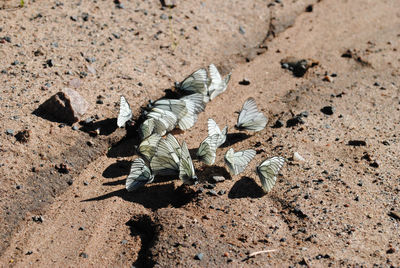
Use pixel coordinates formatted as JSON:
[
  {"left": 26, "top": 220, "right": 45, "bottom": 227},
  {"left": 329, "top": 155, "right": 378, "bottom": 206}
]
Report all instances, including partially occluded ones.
[{"left": 1, "top": 0, "right": 400, "bottom": 267}]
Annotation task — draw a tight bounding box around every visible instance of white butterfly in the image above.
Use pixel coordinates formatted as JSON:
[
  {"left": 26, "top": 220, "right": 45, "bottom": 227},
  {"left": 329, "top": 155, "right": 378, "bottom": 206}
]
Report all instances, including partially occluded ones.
[
  {"left": 165, "top": 133, "right": 182, "bottom": 157},
  {"left": 148, "top": 99, "right": 188, "bottom": 120},
  {"left": 126, "top": 158, "right": 154, "bottom": 192},
  {"left": 224, "top": 148, "right": 256, "bottom": 175},
  {"left": 175, "top": 68, "right": 210, "bottom": 95},
  {"left": 117, "top": 96, "right": 133, "bottom": 128},
  {"left": 180, "top": 93, "right": 206, "bottom": 114},
  {"left": 146, "top": 108, "right": 178, "bottom": 135},
  {"left": 207, "top": 118, "right": 227, "bottom": 147},
  {"left": 139, "top": 118, "right": 155, "bottom": 140},
  {"left": 150, "top": 135, "right": 180, "bottom": 176},
  {"left": 179, "top": 141, "right": 198, "bottom": 185},
  {"left": 137, "top": 133, "right": 161, "bottom": 163},
  {"left": 208, "top": 64, "right": 231, "bottom": 100},
  {"left": 235, "top": 97, "right": 268, "bottom": 132},
  {"left": 256, "top": 156, "right": 285, "bottom": 193},
  {"left": 196, "top": 134, "right": 219, "bottom": 165}
]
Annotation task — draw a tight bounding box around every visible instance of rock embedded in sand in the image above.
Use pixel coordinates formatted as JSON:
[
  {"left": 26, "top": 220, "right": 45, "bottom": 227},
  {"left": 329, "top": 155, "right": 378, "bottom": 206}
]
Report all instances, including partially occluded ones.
[
  {"left": 38, "top": 88, "right": 89, "bottom": 124},
  {"left": 321, "top": 106, "right": 335, "bottom": 115}
]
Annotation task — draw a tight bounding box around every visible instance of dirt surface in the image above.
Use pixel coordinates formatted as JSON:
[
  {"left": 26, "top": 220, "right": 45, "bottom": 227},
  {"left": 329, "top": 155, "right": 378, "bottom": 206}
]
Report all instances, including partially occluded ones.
[{"left": 1, "top": 0, "right": 400, "bottom": 267}]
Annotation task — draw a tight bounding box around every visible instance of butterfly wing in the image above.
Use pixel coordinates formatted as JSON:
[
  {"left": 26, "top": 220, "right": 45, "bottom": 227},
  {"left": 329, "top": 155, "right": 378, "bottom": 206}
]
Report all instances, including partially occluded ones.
[
  {"left": 207, "top": 119, "right": 227, "bottom": 147},
  {"left": 139, "top": 118, "right": 155, "bottom": 140},
  {"left": 150, "top": 137, "right": 180, "bottom": 176},
  {"left": 256, "top": 156, "right": 285, "bottom": 193},
  {"left": 196, "top": 134, "right": 219, "bottom": 165},
  {"left": 117, "top": 96, "right": 133, "bottom": 128},
  {"left": 236, "top": 97, "right": 267, "bottom": 131},
  {"left": 152, "top": 99, "right": 188, "bottom": 119},
  {"left": 126, "top": 158, "right": 154, "bottom": 192},
  {"left": 181, "top": 93, "right": 206, "bottom": 114},
  {"left": 179, "top": 141, "right": 198, "bottom": 185},
  {"left": 224, "top": 148, "right": 256, "bottom": 175},
  {"left": 178, "top": 68, "right": 209, "bottom": 95},
  {"left": 137, "top": 133, "right": 162, "bottom": 162}
]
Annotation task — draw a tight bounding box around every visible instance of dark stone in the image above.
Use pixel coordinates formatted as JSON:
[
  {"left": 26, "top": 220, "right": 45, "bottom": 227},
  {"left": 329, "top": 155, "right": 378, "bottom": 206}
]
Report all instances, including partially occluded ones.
[
  {"left": 347, "top": 140, "right": 366, "bottom": 146},
  {"left": 238, "top": 79, "right": 250, "bottom": 85},
  {"left": 369, "top": 161, "right": 379, "bottom": 168},
  {"left": 5, "top": 129, "right": 14, "bottom": 135},
  {"left": 79, "top": 252, "right": 88, "bottom": 258},
  {"left": 46, "top": 59, "right": 54, "bottom": 67},
  {"left": 32, "top": 215, "right": 43, "bottom": 223},
  {"left": 82, "top": 13, "right": 89, "bottom": 21},
  {"left": 272, "top": 119, "right": 283, "bottom": 128},
  {"left": 305, "top": 4, "right": 313, "bottom": 12},
  {"left": 286, "top": 116, "right": 304, "bottom": 127},
  {"left": 15, "top": 130, "right": 31, "bottom": 143},
  {"left": 70, "top": 15, "right": 78, "bottom": 21},
  {"left": 194, "top": 253, "right": 204, "bottom": 260},
  {"left": 206, "top": 190, "right": 218, "bottom": 196},
  {"left": 112, "top": 33, "right": 121, "bottom": 39},
  {"left": 239, "top": 26, "right": 245, "bottom": 34},
  {"left": 36, "top": 88, "right": 89, "bottom": 124},
  {"left": 321, "top": 106, "right": 335, "bottom": 115}
]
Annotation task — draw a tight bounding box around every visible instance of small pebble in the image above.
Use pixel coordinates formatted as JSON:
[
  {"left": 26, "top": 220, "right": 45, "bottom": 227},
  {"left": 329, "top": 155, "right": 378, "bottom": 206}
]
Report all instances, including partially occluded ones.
[
  {"left": 160, "top": 14, "right": 168, "bottom": 20},
  {"left": 321, "top": 106, "right": 335, "bottom": 115},
  {"left": 239, "top": 25, "right": 245, "bottom": 34},
  {"left": 121, "top": 239, "right": 128, "bottom": 245},
  {"left": 218, "top": 190, "right": 226, "bottom": 195},
  {"left": 79, "top": 252, "right": 88, "bottom": 258},
  {"left": 72, "top": 125, "right": 79, "bottom": 130},
  {"left": 32, "top": 215, "right": 43, "bottom": 223},
  {"left": 272, "top": 119, "right": 283, "bottom": 128},
  {"left": 112, "top": 33, "right": 121, "bottom": 39},
  {"left": 210, "top": 176, "right": 225, "bottom": 183},
  {"left": 238, "top": 78, "right": 250, "bottom": 85},
  {"left": 206, "top": 190, "right": 218, "bottom": 196},
  {"left": 5, "top": 129, "right": 14, "bottom": 135},
  {"left": 70, "top": 15, "right": 78, "bottom": 21},
  {"left": 78, "top": 226, "right": 85, "bottom": 231},
  {"left": 194, "top": 253, "right": 204, "bottom": 260},
  {"left": 16, "top": 185, "right": 22, "bottom": 190},
  {"left": 83, "top": 181, "right": 89, "bottom": 186},
  {"left": 293, "top": 152, "right": 305, "bottom": 162}
]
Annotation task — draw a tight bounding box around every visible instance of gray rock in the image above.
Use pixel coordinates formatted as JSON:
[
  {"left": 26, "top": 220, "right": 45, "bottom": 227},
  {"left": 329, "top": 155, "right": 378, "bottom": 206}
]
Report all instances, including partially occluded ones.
[
  {"left": 210, "top": 176, "right": 225, "bottom": 183},
  {"left": 37, "top": 88, "right": 89, "bottom": 124},
  {"left": 194, "top": 253, "right": 204, "bottom": 260},
  {"left": 239, "top": 25, "right": 245, "bottom": 34},
  {"left": 5, "top": 129, "right": 14, "bottom": 135}
]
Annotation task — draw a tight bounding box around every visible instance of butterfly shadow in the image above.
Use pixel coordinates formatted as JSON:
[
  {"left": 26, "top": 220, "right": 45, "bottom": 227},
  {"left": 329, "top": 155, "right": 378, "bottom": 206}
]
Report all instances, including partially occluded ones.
[
  {"left": 82, "top": 182, "right": 197, "bottom": 210},
  {"left": 102, "top": 160, "right": 131, "bottom": 179},
  {"left": 194, "top": 165, "right": 232, "bottom": 183},
  {"left": 228, "top": 176, "right": 265, "bottom": 199},
  {"left": 79, "top": 118, "right": 119, "bottom": 136},
  {"left": 106, "top": 136, "right": 139, "bottom": 158},
  {"left": 220, "top": 133, "right": 251, "bottom": 148}
]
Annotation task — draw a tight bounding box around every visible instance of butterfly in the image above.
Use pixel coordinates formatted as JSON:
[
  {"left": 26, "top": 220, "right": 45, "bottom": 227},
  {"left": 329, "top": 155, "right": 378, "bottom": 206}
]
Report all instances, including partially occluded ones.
[
  {"left": 126, "top": 158, "right": 154, "bottom": 192},
  {"left": 180, "top": 93, "right": 206, "bottom": 114},
  {"left": 175, "top": 68, "right": 210, "bottom": 95},
  {"left": 179, "top": 141, "right": 198, "bottom": 185},
  {"left": 207, "top": 64, "right": 231, "bottom": 100},
  {"left": 138, "top": 118, "right": 155, "bottom": 140},
  {"left": 148, "top": 99, "right": 188, "bottom": 120},
  {"left": 196, "top": 134, "right": 219, "bottom": 165},
  {"left": 207, "top": 118, "right": 227, "bottom": 147},
  {"left": 235, "top": 97, "right": 268, "bottom": 132},
  {"left": 146, "top": 107, "right": 178, "bottom": 135},
  {"left": 150, "top": 135, "right": 181, "bottom": 176},
  {"left": 256, "top": 156, "right": 285, "bottom": 193},
  {"left": 224, "top": 148, "right": 256, "bottom": 175},
  {"left": 117, "top": 96, "right": 133, "bottom": 128},
  {"left": 137, "top": 133, "right": 162, "bottom": 163}
]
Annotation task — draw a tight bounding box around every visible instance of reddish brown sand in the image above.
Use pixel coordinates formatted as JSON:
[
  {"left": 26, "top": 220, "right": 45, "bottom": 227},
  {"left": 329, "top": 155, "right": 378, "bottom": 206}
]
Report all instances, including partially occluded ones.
[{"left": 0, "top": 0, "right": 399, "bottom": 267}]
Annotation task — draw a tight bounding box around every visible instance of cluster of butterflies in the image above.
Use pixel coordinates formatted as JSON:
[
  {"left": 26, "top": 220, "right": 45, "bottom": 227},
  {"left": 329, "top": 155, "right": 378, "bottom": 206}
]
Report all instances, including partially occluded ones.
[{"left": 117, "top": 64, "right": 286, "bottom": 194}]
